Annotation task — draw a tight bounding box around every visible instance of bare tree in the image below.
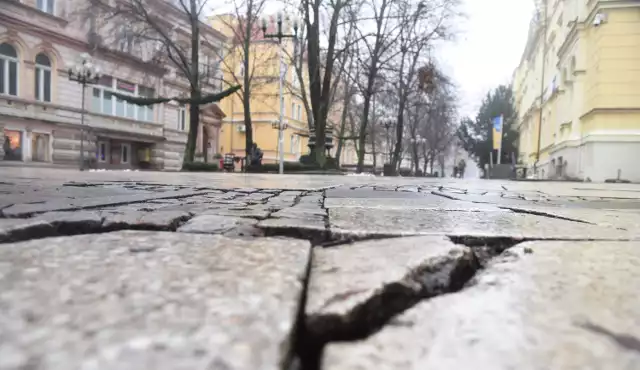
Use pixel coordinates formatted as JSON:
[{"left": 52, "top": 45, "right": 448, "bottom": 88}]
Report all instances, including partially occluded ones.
[
  {"left": 421, "top": 84, "right": 457, "bottom": 175},
  {"left": 89, "top": 0, "right": 236, "bottom": 164},
  {"left": 389, "top": 0, "right": 457, "bottom": 169},
  {"left": 352, "top": 0, "right": 404, "bottom": 173},
  {"left": 303, "top": 0, "right": 352, "bottom": 166}
]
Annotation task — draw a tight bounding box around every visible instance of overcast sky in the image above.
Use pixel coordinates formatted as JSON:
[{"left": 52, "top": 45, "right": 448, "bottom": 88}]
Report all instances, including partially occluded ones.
[
  {"left": 210, "top": 0, "right": 535, "bottom": 119},
  {"left": 436, "top": 0, "right": 534, "bottom": 119}
]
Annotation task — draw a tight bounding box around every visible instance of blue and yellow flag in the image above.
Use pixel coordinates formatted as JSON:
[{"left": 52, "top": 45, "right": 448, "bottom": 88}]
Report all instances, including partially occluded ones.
[{"left": 492, "top": 115, "right": 503, "bottom": 150}]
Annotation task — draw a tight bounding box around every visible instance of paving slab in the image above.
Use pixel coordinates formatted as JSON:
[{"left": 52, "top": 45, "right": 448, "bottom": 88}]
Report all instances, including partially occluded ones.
[
  {"left": 324, "top": 197, "right": 501, "bottom": 211},
  {"left": 1, "top": 190, "right": 211, "bottom": 217},
  {"left": 323, "top": 240, "right": 640, "bottom": 370},
  {"left": 177, "top": 215, "right": 263, "bottom": 237},
  {"left": 328, "top": 207, "right": 637, "bottom": 240},
  {"left": 0, "top": 211, "right": 105, "bottom": 243},
  {"left": 503, "top": 206, "right": 640, "bottom": 230},
  {"left": 199, "top": 206, "right": 272, "bottom": 220},
  {"left": 307, "top": 236, "right": 476, "bottom": 318},
  {"left": 102, "top": 211, "right": 191, "bottom": 230},
  {"left": 0, "top": 231, "right": 310, "bottom": 370}
]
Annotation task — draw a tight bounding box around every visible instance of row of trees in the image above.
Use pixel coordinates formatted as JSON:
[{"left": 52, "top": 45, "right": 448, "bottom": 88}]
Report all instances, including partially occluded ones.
[
  {"left": 309, "top": 0, "right": 462, "bottom": 173},
  {"left": 84, "top": 0, "right": 465, "bottom": 171}
]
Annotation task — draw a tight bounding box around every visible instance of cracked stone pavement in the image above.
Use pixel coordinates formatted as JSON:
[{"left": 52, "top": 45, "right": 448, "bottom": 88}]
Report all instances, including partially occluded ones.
[{"left": 1, "top": 168, "right": 640, "bottom": 370}]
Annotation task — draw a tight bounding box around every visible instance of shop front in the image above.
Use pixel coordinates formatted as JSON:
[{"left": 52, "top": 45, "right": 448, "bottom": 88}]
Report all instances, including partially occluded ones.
[
  {"left": 2, "top": 128, "right": 52, "bottom": 163},
  {"left": 94, "top": 137, "right": 155, "bottom": 170}
]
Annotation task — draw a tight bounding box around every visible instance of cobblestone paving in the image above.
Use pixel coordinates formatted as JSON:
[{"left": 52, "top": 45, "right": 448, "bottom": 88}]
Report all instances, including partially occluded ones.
[{"left": 1, "top": 168, "right": 640, "bottom": 370}]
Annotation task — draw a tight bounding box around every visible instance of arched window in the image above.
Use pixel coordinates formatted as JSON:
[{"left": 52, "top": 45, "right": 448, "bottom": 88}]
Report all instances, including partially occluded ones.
[
  {"left": 35, "top": 53, "right": 52, "bottom": 102},
  {"left": 0, "top": 43, "right": 18, "bottom": 96}
]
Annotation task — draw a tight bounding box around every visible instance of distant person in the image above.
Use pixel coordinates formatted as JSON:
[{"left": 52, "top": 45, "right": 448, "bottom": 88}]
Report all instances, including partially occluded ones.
[
  {"left": 458, "top": 159, "right": 466, "bottom": 178},
  {"left": 3, "top": 136, "right": 12, "bottom": 159},
  {"left": 250, "top": 143, "right": 263, "bottom": 166}
]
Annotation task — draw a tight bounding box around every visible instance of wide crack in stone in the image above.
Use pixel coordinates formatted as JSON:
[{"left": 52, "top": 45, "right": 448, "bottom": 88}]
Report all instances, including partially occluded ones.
[
  {"left": 448, "top": 235, "right": 524, "bottom": 266},
  {"left": 0, "top": 212, "right": 193, "bottom": 244},
  {"left": 295, "top": 242, "right": 481, "bottom": 370},
  {"left": 289, "top": 235, "right": 535, "bottom": 370}
]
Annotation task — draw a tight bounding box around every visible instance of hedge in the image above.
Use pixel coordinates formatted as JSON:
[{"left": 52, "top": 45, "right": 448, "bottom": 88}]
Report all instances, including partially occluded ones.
[
  {"left": 182, "top": 162, "right": 219, "bottom": 172},
  {"left": 246, "top": 162, "right": 310, "bottom": 173}
]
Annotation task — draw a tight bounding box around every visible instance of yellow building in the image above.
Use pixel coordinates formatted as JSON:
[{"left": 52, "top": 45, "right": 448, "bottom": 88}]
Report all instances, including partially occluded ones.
[
  {"left": 210, "top": 15, "right": 310, "bottom": 164},
  {"left": 513, "top": 0, "right": 640, "bottom": 182}
]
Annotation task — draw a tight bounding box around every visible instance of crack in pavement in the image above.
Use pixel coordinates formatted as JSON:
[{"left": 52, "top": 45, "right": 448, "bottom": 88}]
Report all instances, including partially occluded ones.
[
  {"left": 499, "top": 206, "right": 594, "bottom": 224},
  {"left": 296, "top": 242, "right": 481, "bottom": 370}
]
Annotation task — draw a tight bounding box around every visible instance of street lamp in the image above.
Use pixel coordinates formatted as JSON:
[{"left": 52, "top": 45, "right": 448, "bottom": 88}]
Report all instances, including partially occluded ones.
[
  {"left": 67, "top": 53, "right": 101, "bottom": 171},
  {"left": 261, "top": 12, "right": 299, "bottom": 174}
]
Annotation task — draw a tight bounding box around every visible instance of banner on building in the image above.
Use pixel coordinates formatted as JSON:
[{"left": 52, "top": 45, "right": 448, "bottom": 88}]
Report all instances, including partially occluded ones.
[{"left": 492, "top": 115, "right": 504, "bottom": 150}]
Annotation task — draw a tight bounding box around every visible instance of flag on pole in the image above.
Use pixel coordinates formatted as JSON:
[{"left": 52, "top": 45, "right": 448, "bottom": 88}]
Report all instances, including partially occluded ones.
[{"left": 492, "top": 115, "right": 504, "bottom": 150}]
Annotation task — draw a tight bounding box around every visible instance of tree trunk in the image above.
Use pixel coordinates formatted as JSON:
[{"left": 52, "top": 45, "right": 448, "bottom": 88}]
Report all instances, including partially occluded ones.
[
  {"left": 392, "top": 50, "right": 407, "bottom": 169},
  {"left": 183, "top": 0, "right": 200, "bottom": 165},
  {"left": 430, "top": 155, "right": 435, "bottom": 175},
  {"left": 242, "top": 0, "right": 254, "bottom": 166},
  {"left": 356, "top": 82, "right": 375, "bottom": 173},
  {"left": 422, "top": 155, "right": 427, "bottom": 174},
  {"left": 202, "top": 119, "right": 208, "bottom": 163},
  {"left": 306, "top": 0, "right": 343, "bottom": 168},
  {"left": 335, "top": 116, "right": 347, "bottom": 166}
]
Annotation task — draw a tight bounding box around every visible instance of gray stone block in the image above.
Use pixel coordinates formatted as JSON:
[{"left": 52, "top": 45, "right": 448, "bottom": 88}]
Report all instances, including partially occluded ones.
[
  {"left": 328, "top": 207, "right": 637, "bottom": 240},
  {"left": 0, "top": 231, "right": 311, "bottom": 370},
  {"left": 324, "top": 240, "right": 640, "bottom": 370},
  {"left": 178, "top": 215, "right": 263, "bottom": 237},
  {"left": 307, "top": 236, "right": 476, "bottom": 317}
]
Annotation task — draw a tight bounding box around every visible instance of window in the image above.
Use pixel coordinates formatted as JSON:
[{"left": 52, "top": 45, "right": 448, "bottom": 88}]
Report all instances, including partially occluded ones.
[
  {"left": 290, "top": 134, "right": 299, "bottom": 155},
  {"left": 121, "top": 144, "right": 130, "bottom": 164},
  {"left": 290, "top": 134, "right": 295, "bottom": 153},
  {"left": 0, "top": 43, "right": 18, "bottom": 96},
  {"left": 291, "top": 102, "right": 296, "bottom": 119},
  {"left": 298, "top": 105, "right": 302, "bottom": 121},
  {"left": 35, "top": 53, "right": 52, "bottom": 102},
  {"left": 97, "top": 141, "right": 108, "bottom": 162},
  {"left": 92, "top": 75, "right": 155, "bottom": 122},
  {"left": 138, "top": 86, "right": 155, "bottom": 121},
  {"left": 116, "top": 25, "right": 139, "bottom": 53},
  {"left": 37, "top": 0, "right": 55, "bottom": 14},
  {"left": 178, "top": 105, "right": 187, "bottom": 131}
]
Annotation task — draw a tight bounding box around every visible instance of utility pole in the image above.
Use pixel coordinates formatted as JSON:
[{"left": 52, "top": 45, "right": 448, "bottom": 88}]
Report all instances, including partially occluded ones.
[
  {"left": 262, "top": 13, "right": 299, "bottom": 174},
  {"left": 533, "top": 0, "right": 548, "bottom": 177}
]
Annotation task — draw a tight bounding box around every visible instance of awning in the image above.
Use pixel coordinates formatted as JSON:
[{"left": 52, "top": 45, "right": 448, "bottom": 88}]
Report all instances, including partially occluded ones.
[{"left": 92, "top": 128, "right": 165, "bottom": 144}]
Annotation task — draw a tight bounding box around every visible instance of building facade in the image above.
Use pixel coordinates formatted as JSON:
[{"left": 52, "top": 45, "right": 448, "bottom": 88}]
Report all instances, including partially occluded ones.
[
  {"left": 0, "top": 0, "right": 226, "bottom": 170},
  {"left": 513, "top": 0, "right": 640, "bottom": 182},
  {"left": 211, "top": 15, "right": 310, "bottom": 164}
]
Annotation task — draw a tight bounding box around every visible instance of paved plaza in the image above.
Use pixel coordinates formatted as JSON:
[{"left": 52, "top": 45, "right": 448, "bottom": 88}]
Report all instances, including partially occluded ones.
[{"left": 1, "top": 167, "right": 640, "bottom": 370}]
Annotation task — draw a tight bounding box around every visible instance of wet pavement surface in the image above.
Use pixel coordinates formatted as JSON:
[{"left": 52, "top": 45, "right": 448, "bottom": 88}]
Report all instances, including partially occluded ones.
[{"left": 1, "top": 168, "right": 639, "bottom": 369}]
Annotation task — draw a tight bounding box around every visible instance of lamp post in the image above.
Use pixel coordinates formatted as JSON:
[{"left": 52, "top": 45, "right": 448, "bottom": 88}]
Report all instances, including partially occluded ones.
[
  {"left": 67, "top": 53, "right": 101, "bottom": 171},
  {"left": 261, "top": 12, "right": 299, "bottom": 174}
]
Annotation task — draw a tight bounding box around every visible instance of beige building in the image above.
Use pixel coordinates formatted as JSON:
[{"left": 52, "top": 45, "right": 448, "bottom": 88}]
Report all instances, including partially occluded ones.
[
  {"left": 211, "top": 14, "right": 311, "bottom": 164},
  {"left": 513, "top": 0, "right": 640, "bottom": 182},
  {"left": 0, "top": 0, "right": 226, "bottom": 170}
]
